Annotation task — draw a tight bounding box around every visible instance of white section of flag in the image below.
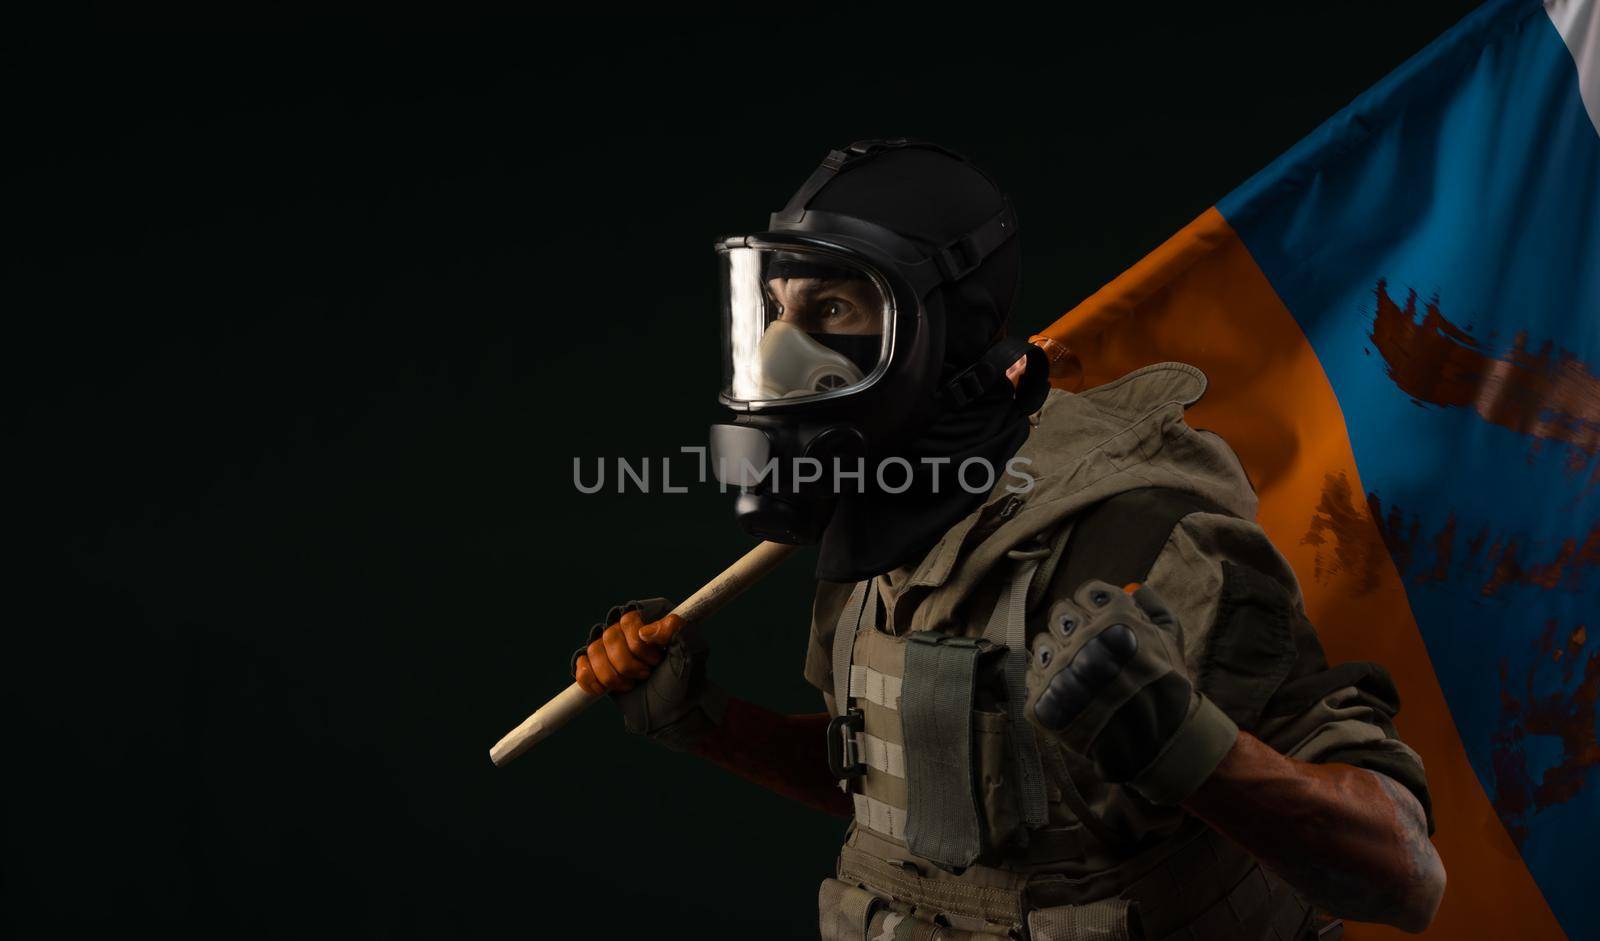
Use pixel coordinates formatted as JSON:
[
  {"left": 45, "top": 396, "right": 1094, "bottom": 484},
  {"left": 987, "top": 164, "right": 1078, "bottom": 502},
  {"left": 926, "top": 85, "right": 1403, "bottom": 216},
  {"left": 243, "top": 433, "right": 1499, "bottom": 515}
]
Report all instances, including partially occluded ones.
[{"left": 1548, "top": 0, "right": 1600, "bottom": 134}]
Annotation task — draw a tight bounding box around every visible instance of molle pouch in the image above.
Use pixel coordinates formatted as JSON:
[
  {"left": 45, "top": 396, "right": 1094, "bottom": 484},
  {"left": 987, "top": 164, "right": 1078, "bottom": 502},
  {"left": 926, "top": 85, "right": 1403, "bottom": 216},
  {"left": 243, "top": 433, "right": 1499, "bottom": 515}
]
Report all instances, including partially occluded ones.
[
  {"left": 973, "top": 706, "right": 1025, "bottom": 860},
  {"left": 818, "top": 878, "right": 883, "bottom": 941},
  {"left": 819, "top": 876, "right": 1017, "bottom": 941},
  {"left": 902, "top": 633, "right": 1024, "bottom": 871},
  {"left": 1026, "top": 897, "right": 1137, "bottom": 941},
  {"left": 871, "top": 911, "right": 1016, "bottom": 941},
  {"left": 972, "top": 643, "right": 1028, "bottom": 860}
]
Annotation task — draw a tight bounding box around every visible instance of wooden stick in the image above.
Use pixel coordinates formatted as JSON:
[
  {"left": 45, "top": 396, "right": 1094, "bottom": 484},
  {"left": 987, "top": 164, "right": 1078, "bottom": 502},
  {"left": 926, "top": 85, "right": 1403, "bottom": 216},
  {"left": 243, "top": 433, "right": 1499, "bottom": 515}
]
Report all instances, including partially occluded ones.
[{"left": 489, "top": 540, "right": 800, "bottom": 767}]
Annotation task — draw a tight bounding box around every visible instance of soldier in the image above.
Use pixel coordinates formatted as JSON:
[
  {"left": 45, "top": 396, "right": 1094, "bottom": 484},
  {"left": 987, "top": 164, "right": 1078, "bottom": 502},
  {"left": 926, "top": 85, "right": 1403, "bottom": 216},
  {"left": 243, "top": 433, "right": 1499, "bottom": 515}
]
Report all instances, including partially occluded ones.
[{"left": 573, "top": 140, "right": 1445, "bottom": 939}]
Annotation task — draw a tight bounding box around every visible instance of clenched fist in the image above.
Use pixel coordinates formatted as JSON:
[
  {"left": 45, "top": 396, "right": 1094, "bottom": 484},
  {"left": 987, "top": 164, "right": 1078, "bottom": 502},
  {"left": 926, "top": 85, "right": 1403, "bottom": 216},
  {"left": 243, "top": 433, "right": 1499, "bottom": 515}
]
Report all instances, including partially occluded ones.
[
  {"left": 570, "top": 598, "right": 726, "bottom": 751},
  {"left": 573, "top": 607, "right": 685, "bottom": 696},
  {"left": 1024, "top": 580, "right": 1239, "bottom": 805}
]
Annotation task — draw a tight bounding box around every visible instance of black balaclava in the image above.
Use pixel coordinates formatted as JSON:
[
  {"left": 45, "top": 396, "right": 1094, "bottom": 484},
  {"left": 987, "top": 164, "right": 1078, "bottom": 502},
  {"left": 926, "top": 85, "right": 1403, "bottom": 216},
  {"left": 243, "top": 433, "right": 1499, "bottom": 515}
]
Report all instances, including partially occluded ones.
[
  {"left": 762, "top": 251, "right": 882, "bottom": 376},
  {"left": 806, "top": 147, "right": 1033, "bottom": 582}
]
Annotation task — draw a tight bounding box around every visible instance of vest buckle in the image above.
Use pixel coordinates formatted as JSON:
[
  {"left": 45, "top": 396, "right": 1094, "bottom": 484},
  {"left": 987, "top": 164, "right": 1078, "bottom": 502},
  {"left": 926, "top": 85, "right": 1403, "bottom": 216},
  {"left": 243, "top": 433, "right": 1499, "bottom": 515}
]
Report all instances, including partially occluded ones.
[{"left": 826, "top": 709, "right": 867, "bottom": 780}]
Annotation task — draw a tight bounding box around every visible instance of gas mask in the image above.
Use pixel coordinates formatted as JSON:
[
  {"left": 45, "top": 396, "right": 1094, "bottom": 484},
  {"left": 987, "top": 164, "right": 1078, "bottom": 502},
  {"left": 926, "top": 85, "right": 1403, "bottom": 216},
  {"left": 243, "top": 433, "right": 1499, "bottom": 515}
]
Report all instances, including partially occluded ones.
[
  {"left": 738, "top": 250, "right": 881, "bottom": 400},
  {"left": 710, "top": 140, "right": 1041, "bottom": 546}
]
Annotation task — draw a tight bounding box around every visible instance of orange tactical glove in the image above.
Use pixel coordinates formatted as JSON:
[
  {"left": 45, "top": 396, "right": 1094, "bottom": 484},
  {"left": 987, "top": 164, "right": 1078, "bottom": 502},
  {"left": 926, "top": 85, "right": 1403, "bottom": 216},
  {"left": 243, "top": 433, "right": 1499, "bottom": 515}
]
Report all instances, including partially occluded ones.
[{"left": 571, "top": 598, "right": 726, "bottom": 750}]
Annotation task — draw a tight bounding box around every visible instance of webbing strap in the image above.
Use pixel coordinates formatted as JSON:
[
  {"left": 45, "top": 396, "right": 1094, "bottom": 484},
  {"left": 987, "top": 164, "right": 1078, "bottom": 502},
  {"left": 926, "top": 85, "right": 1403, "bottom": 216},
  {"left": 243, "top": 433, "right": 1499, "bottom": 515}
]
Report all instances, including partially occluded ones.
[
  {"left": 982, "top": 553, "right": 1050, "bottom": 828},
  {"left": 902, "top": 632, "right": 985, "bottom": 870},
  {"left": 1019, "top": 824, "right": 1088, "bottom": 865},
  {"left": 852, "top": 793, "right": 908, "bottom": 840},
  {"left": 854, "top": 732, "right": 906, "bottom": 779},
  {"left": 838, "top": 844, "right": 1027, "bottom": 927},
  {"left": 907, "top": 203, "right": 1019, "bottom": 288},
  {"left": 773, "top": 147, "right": 853, "bottom": 224},
  {"left": 943, "top": 329, "right": 1038, "bottom": 409},
  {"left": 832, "top": 580, "right": 873, "bottom": 716},
  {"left": 848, "top": 665, "right": 903, "bottom": 711}
]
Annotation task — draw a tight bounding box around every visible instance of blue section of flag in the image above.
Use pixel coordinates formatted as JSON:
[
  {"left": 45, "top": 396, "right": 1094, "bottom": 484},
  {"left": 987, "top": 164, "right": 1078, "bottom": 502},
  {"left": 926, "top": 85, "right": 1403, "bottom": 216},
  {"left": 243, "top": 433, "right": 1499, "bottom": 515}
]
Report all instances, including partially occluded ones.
[{"left": 1221, "top": 0, "right": 1600, "bottom": 935}]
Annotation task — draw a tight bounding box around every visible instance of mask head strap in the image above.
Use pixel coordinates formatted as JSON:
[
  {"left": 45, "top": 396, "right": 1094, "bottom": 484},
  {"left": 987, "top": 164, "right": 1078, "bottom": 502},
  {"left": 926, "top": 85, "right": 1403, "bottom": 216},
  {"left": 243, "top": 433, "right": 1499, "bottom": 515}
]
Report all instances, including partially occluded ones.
[
  {"left": 943, "top": 337, "right": 1050, "bottom": 411},
  {"left": 768, "top": 139, "right": 1019, "bottom": 300},
  {"left": 771, "top": 138, "right": 973, "bottom": 226}
]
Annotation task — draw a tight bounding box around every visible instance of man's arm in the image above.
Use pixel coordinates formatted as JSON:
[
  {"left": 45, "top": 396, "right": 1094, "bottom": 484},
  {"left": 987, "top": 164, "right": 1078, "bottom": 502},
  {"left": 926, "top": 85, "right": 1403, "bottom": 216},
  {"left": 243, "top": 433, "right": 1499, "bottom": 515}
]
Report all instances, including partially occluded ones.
[
  {"left": 574, "top": 607, "right": 851, "bottom": 818},
  {"left": 685, "top": 697, "right": 853, "bottom": 818},
  {"left": 1025, "top": 577, "right": 1446, "bottom": 933},
  {"left": 1141, "top": 511, "right": 1445, "bottom": 929},
  {"left": 1183, "top": 730, "right": 1445, "bottom": 933}
]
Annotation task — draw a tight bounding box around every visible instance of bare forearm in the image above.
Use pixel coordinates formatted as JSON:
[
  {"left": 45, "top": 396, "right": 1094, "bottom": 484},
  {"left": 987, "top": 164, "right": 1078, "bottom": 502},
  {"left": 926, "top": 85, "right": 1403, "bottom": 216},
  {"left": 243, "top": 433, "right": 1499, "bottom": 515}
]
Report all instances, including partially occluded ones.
[
  {"left": 1182, "top": 731, "right": 1445, "bottom": 932},
  {"left": 687, "top": 697, "right": 852, "bottom": 818}
]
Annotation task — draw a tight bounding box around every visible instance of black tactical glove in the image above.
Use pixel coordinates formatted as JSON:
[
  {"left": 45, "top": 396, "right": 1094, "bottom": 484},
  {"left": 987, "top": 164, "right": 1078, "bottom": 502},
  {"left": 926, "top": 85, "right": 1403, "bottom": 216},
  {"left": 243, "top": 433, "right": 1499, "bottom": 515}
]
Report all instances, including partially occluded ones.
[
  {"left": 1024, "top": 580, "right": 1239, "bottom": 805},
  {"left": 570, "top": 598, "right": 727, "bottom": 752}
]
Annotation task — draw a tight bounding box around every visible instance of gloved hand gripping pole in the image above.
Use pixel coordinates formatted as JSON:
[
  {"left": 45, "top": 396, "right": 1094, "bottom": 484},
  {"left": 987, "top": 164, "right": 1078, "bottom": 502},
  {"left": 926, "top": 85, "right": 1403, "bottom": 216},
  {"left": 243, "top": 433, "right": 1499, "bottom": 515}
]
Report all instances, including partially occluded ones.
[{"left": 488, "top": 540, "right": 799, "bottom": 767}]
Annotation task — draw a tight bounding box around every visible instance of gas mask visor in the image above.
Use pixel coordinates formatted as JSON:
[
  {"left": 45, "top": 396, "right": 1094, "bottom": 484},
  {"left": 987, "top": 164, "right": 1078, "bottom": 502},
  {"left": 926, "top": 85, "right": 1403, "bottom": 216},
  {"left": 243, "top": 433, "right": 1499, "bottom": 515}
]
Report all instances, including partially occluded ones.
[{"left": 717, "top": 240, "right": 895, "bottom": 407}]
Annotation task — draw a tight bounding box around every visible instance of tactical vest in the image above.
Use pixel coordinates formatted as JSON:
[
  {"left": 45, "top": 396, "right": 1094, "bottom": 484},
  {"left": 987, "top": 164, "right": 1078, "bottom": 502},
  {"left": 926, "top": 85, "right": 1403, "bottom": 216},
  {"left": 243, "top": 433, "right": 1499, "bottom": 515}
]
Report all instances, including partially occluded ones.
[{"left": 817, "top": 491, "right": 1341, "bottom": 941}]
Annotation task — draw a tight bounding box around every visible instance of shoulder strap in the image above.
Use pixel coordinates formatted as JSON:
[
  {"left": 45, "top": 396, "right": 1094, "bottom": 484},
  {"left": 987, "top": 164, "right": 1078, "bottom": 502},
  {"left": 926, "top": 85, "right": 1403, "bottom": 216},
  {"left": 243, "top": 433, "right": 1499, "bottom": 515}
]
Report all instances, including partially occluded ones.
[
  {"left": 830, "top": 580, "right": 875, "bottom": 716},
  {"left": 981, "top": 546, "right": 1054, "bottom": 830}
]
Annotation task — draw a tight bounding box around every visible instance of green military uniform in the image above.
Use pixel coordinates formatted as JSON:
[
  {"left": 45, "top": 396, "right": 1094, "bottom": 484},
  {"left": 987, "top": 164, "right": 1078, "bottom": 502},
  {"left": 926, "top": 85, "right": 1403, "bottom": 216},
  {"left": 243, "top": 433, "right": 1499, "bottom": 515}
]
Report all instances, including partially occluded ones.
[{"left": 803, "top": 362, "right": 1431, "bottom": 941}]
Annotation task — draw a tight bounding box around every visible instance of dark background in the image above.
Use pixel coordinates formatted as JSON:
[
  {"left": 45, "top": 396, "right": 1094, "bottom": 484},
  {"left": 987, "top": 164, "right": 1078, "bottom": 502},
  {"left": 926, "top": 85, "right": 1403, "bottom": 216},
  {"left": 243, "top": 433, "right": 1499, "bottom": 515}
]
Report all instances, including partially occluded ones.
[{"left": 11, "top": 7, "right": 1481, "bottom": 936}]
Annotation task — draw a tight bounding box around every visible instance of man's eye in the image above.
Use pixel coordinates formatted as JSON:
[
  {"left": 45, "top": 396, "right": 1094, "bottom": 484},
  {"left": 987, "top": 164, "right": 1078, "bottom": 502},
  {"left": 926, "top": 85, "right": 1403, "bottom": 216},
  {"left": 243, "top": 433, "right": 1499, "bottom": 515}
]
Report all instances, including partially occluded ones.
[{"left": 822, "top": 300, "right": 855, "bottom": 322}]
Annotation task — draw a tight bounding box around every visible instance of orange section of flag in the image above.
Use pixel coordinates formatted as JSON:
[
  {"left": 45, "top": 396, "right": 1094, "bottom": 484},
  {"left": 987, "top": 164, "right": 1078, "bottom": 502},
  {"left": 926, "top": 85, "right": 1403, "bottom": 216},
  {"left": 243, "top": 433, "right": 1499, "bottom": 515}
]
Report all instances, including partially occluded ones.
[{"left": 1036, "top": 207, "right": 1565, "bottom": 940}]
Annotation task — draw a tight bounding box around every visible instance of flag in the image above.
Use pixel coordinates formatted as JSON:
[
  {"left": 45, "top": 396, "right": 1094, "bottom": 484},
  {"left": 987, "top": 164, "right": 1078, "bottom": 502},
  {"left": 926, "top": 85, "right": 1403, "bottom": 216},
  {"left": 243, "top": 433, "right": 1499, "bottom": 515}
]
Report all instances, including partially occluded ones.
[{"left": 1034, "top": 1, "right": 1599, "bottom": 937}]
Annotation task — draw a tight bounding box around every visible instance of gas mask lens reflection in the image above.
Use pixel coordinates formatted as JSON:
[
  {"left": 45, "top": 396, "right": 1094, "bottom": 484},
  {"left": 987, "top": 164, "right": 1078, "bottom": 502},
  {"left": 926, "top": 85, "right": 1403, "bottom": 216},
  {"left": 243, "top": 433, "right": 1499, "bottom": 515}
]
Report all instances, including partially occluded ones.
[{"left": 723, "top": 247, "right": 889, "bottom": 402}]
